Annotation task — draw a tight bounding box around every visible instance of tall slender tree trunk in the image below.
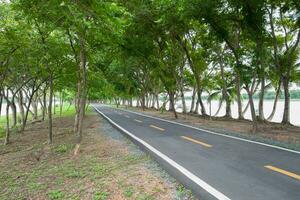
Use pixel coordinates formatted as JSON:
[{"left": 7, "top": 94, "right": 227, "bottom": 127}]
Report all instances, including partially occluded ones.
[
  {"left": 236, "top": 71, "right": 243, "bottom": 119},
  {"left": 194, "top": 98, "right": 199, "bottom": 114},
  {"left": 4, "top": 103, "right": 10, "bottom": 145},
  {"left": 145, "top": 94, "right": 149, "bottom": 108},
  {"left": 282, "top": 76, "right": 290, "bottom": 124},
  {"left": 18, "top": 91, "right": 25, "bottom": 127},
  {"left": 141, "top": 94, "right": 146, "bottom": 111},
  {"left": 48, "top": 74, "right": 54, "bottom": 144},
  {"left": 267, "top": 80, "right": 281, "bottom": 121},
  {"left": 168, "top": 91, "right": 178, "bottom": 119},
  {"left": 258, "top": 73, "right": 265, "bottom": 121},
  {"left": 22, "top": 87, "right": 36, "bottom": 132},
  {"left": 181, "top": 89, "right": 187, "bottom": 114},
  {"left": 10, "top": 100, "right": 17, "bottom": 128},
  {"left": 197, "top": 90, "right": 206, "bottom": 116},
  {"left": 74, "top": 34, "right": 87, "bottom": 149},
  {"left": 53, "top": 93, "right": 56, "bottom": 115},
  {"left": 32, "top": 93, "right": 38, "bottom": 120},
  {"left": 219, "top": 56, "right": 231, "bottom": 118},
  {"left": 179, "top": 60, "right": 187, "bottom": 114},
  {"left": 42, "top": 87, "right": 47, "bottom": 120},
  {"left": 190, "top": 86, "right": 196, "bottom": 113},
  {"left": 246, "top": 87, "right": 258, "bottom": 133}
]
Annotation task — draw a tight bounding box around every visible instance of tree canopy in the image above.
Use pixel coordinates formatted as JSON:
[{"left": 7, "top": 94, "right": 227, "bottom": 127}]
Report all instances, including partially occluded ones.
[{"left": 1, "top": 0, "right": 300, "bottom": 145}]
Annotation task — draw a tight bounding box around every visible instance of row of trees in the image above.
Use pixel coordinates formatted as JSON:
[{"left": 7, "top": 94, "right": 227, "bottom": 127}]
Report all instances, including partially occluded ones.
[
  {"left": 1, "top": 0, "right": 300, "bottom": 146},
  {"left": 111, "top": 0, "right": 300, "bottom": 133},
  {"left": 0, "top": 0, "right": 122, "bottom": 146}
]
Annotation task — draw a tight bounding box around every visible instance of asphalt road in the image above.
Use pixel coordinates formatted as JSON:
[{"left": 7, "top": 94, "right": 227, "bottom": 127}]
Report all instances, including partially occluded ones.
[{"left": 93, "top": 104, "right": 300, "bottom": 200}]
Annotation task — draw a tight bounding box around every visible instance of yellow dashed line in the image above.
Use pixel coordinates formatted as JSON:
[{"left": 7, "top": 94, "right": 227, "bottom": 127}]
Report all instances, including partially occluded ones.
[
  {"left": 181, "top": 136, "right": 212, "bottom": 148},
  {"left": 149, "top": 125, "right": 165, "bottom": 132},
  {"left": 265, "top": 165, "right": 300, "bottom": 181}
]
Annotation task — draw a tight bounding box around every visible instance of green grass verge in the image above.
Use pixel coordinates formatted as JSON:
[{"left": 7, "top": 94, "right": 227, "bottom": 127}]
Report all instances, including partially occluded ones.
[{"left": 0, "top": 103, "right": 80, "bottom": 139}]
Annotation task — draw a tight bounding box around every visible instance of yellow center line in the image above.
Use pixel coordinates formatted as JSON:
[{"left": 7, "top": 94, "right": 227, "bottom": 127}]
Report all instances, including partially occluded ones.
[
  {"left": 181, "top": 136, "right": 212, "bottom": 148},
  {"left": 125, "top": 115, "right": 130, "bottom": 118},
  {"left": 149, "top": 125, "right": 165, "bottom": 132},
  {"left": 134, "top": 119, "right": 143, "bottom": 123},
  {"left": 265, "top": 165, "right": 300, "bottom": 181}
]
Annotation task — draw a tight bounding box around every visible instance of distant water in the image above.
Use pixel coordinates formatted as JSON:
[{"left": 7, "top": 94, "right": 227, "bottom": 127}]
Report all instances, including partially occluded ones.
[
  {"left": 175, "top": 99, "right": 300, "bottom": 127},
  {"left": 133, "top": 99, "right": 300, "bottom": 127}
]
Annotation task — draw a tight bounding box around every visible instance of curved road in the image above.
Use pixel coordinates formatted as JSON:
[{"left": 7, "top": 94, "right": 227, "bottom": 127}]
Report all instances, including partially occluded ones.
[{"left": 93, "top": 104, "right": 300, "bottom": 200}]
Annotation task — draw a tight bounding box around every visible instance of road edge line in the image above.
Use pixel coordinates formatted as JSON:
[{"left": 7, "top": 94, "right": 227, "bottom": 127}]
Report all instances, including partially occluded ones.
[
  {"left": 92, "top": 106, "right": 231, "bottom": 200},
  {"left": 116, "top": 107, "right": 300, "bottom": 154}
]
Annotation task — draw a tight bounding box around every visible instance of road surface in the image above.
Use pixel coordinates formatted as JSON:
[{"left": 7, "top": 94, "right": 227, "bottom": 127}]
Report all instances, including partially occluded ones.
[{"left": 93, "top": 104, "right": 300, "bottom": 200}]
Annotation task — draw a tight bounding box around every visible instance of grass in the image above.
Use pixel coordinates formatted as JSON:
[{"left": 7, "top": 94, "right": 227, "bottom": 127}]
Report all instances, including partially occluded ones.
[
  {"left": 0, "top": 103, "right": 77, "bottom": 139},
  {"left": 0, "top": 107, "right": 192, "bottom": 200}
]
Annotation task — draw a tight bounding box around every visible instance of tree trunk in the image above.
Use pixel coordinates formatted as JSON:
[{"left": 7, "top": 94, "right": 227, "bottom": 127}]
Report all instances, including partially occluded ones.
[
  {"left": 42, "top": 87, "right": 47, "bottom": 120},
  {"left": 48, "top": 74, "right": 53, "bottom": 144},
  {"left": 145, "top": 94, "right": 149, "bottom": 108},
  {"left": 267, "top": 80, "right": 281, "bottom": 121},
  {"left": 4, "top": 103, "right": 10, "bottom": 145},
  {"left": 242, "top": 100, "right": 250, "bottom": 116},
  {"left": 258, "top": 74, "right": 265, "bottom": 121},
  {"left": 197, "top": 90, "right": 206, "bottom": 116},
  {"left": 281, "top": 76, "right": 290, "bottom": 124},
  {"left": 74, "top": 34, "right": 87, "bottom": 146},
  {"left": 214, "top": 99, "right": 223, "bottom": 117},
  {"left": 194, "top": 98, "right": 199, "bottom": 114},
  {"left": 236, "top": 71, "right": 243, "bottom": 119},
  {"left": 190, "top": 86, "right": 196, "bottom": 113},
  {"left": 246, "top": 86, "right": 258, "bottom": 133},
  {"left": 53, "top": 93, "right": 56, "bottom": 115},
  {"left": 32, "top": 93, "right": 38, "bottom": 120},
  {"left": 10, "top": 101, "right": 17, "bottom": 128},
  {"left": 219, "top": 56, "right": 231, "bottom": 118},
  {"left": 169, "top": 92, "right": 178, "bottom": 119},
  {"left": 18, "top": 91, "right": 25, "bottom": 127},
  {"left": 141, "top": 94, "right": 146, "bottom": 111},
  {"left": 22, "top": 88, "right": 36, "bottom": 132},
  {"left": 180, "top": 87, "right": 187, "bottom": 114},
  {"left": 34, "top": 92, "right": 39, "bottom": 120}
]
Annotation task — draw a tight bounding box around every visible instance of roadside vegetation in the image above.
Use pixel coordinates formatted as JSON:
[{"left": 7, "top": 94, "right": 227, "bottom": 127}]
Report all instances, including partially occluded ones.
[{"left": 0, "top": 108, "right": 195, "bottom": 200}]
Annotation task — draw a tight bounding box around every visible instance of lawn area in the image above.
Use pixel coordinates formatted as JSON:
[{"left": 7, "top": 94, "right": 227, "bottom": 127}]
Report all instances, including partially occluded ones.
[
  {"left": 0, "top": 103, "right": 76, "bottom": 139},
  {"left": 0, "top": 106, "right": 195, "bottom": 200}
]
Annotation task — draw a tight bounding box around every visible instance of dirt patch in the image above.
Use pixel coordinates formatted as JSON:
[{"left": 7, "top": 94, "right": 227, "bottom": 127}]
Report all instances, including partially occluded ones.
[
  {"left": 0, "top": 112, "right": 194, "bottom": 200},
  {"left": 127, "top": 107, "right": 300, "bottom": 150}
]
